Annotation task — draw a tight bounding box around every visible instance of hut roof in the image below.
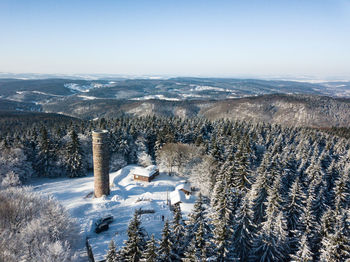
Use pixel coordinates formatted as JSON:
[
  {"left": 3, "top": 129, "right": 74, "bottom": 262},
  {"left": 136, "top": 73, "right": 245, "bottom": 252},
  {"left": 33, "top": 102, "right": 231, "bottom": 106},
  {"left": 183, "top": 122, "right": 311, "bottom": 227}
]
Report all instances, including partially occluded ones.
[
  {"left": 132, "top": 165, "right": 158, "bottom": 178},
  {"left": 175, "top": 183, "right": 191, "bottom": 192},
  {"left": 170, "top": 190, "right": 186, "bottom": 205}
]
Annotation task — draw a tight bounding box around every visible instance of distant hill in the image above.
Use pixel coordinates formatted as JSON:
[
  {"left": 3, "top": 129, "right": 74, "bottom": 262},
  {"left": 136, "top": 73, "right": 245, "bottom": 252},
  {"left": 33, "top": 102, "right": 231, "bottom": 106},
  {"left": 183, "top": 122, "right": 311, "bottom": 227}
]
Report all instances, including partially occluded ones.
[
  {"left": 40, "top": 94, "right": 350, "bottom": 128},
  {"left": 1, "top": 78, "right": 350, "bottom": 127},
  {"left": 0, "top": 111, "right": 80, "bottom": 133},
  {"left": 199, "top": 94, "right": 350, "bottom": 127},
  {"left": 1, "top": 78, "right": 349, "bottom": 104},
  {"left": 0, "top": 98, "right": 41, "bottom": 111}
]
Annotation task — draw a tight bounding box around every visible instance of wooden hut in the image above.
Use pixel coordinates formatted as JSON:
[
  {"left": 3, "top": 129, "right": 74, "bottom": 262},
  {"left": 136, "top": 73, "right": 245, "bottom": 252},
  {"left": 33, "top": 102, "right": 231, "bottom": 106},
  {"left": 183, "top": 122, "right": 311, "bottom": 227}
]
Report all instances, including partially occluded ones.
[{"left": 133, "top": 165, "right": 159, "bottom": 182}]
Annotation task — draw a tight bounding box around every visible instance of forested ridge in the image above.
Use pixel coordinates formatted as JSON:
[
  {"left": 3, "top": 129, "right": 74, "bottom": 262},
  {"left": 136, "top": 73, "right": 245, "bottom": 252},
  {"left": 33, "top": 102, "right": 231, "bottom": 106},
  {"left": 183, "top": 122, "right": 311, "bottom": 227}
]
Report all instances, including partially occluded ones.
[{"left": 0, "top": 115, "right": 350, "bottom": 261}]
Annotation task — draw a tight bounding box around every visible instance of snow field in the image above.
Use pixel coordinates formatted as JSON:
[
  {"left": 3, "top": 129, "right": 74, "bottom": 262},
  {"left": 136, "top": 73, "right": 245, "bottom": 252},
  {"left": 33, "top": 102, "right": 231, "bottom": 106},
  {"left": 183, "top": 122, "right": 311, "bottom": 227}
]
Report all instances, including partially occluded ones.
[{"left": 32, "top": 165, "right": 195, "bottom": 261}]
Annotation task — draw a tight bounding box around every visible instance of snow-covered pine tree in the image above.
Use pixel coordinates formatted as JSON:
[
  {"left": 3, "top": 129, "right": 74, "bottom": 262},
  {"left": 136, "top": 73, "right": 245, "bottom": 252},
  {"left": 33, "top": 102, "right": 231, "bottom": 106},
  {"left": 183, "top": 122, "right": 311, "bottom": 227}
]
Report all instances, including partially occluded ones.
[
  {"left": 120, "top": 212, "right": 146, "bottom": 262},
  {"left": 34, "top": 126, "right": 57, "bottom": 177},
  {"left": 171, "top": 204, "right": 186, "bottom": 259},
  {"left": 251, "top": 174, "right": 290, "bottom": 262},
  {"left": 65, "top": 129, "right": 86, "bottom": 178},
  {"left": 319, "top": 210, "right": 350, "bottom": 261},
  {"left": 298, "top": 193, "right": 321, "bottom": 260},
  {"left": 250, "top": 211, "right": 290, "bottom": 262},
  {"left": 182, "top": 238, "right": 197, "bottom": 262},
  {"left": 290, "top": 234, "right": 313, "bottom": 262},
  {"left": 312, "top": 186, "right": 328, "bottom": 224},
  {"left": 284, "top": 177, "right": 305, "bottom": 232},
  {"left": 232, "top": 139, "right": 252, "bottom": 194},
  {"left": 141, "top": 234, "right": 157, "bottom": 262},
  {"left": 280, "top": 148, "right": 298, "bottom": 197},
  {"left": 320, "top": 208, "right": 336, "bottom": 240},
  {"left": 250, "top": 168, "right": 272, "bottom": 225},
  {"left": 106, "top": 240, "right": 118, "bottom": 262},
  {"left": 158, "top": 220, "right": 174, "bottom": 262},
  {"left": 211, "top": 178, "right": 236, "bottom": 262},
  {"left": 324, "top": 160, "right": 338, "bottom": 208},
  {"left": 283, "top": 177, "right": 306, "bottom": 253},
  {"left": 232, "top": 194, "right": 256, "bottom": 261},
  {"left": 334, "top": 170, "right": 349, "bottom": 212},
  {"left": 186, "top": 194, "right": 211, "bottom": 261}
]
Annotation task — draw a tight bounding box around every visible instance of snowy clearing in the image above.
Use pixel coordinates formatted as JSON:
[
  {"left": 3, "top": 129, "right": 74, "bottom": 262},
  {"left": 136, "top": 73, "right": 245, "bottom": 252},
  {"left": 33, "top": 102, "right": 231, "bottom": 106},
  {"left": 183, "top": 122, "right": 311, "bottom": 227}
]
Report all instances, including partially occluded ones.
[{"left": 31, "top": 165, "right": 195, "bottom": 261}]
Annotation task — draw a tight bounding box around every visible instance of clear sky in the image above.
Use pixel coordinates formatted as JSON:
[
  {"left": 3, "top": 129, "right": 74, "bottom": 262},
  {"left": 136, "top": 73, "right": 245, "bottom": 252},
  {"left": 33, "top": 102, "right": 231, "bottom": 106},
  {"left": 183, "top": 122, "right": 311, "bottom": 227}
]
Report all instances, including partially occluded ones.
[{"left": 1, "top": 0, "right": 350, "bottom": 78}]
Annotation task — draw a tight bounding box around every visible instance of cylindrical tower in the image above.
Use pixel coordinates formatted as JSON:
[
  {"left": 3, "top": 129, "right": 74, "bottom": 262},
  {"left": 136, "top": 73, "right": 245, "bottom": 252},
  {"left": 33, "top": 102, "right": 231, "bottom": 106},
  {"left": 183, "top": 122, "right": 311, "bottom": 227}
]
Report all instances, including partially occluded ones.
[{"left": 92, "top": 130, "right": 110, "bottom": 197}]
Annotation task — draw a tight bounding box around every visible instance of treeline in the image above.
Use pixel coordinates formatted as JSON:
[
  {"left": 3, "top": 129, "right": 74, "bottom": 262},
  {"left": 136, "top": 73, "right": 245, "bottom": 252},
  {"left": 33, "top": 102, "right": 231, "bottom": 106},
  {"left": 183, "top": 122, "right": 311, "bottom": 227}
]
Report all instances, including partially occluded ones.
[
  {"left": 1, "top": 115, "right": 350, "bottom": 260},
  {"left": 95, "top": 116, "right": 350, "bottom": 261}
]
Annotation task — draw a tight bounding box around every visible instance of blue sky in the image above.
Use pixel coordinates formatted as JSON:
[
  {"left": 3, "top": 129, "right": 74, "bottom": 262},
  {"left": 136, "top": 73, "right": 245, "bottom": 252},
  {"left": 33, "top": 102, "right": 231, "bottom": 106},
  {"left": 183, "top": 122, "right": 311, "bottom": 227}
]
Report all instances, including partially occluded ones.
[{"left": 0, "top": 0, "right": 349, "bottom": 78}]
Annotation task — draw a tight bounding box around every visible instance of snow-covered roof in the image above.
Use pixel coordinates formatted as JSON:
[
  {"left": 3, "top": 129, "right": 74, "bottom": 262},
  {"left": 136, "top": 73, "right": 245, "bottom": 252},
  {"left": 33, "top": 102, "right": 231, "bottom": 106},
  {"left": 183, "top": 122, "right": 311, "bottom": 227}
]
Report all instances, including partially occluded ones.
[
  {"left": 175, "top": 183, "right": 191, "bottom": 192},
  {"left": 170, "top": 190, "right": 186, "bottom": 205},
  {"left": 132, "top": 165, "right": 158, "bottom": 178},
  {"left": 145, "top": 165, "right": 158, "bottom": 172}
]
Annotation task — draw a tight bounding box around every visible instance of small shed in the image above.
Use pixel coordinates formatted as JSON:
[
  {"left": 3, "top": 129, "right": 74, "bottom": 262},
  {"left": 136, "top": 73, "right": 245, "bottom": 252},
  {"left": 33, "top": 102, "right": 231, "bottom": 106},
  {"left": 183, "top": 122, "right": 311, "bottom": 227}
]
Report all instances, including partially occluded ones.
[
  {"left": 175, "top": 183, "right": 191, "bottom": 195},
  {"left": 133, "top": 165, "right": 159, "bottom": 182},
  {"left": 170, "top": 190, "right": 186, "bottom": 206}
]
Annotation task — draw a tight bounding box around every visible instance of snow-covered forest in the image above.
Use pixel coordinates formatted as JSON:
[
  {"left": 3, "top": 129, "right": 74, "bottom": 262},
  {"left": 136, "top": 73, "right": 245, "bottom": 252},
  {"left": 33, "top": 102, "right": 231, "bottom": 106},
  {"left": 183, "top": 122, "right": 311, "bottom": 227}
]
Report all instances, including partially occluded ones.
[{"left": 1, "top": 115, "right": 350, "bottom": 261}]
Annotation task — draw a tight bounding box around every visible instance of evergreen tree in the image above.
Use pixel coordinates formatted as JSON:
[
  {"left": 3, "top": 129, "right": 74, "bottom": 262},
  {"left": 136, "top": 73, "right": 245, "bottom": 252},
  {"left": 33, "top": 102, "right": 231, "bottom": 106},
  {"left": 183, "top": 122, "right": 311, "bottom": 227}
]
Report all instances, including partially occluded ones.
[
  {"left": 284, "top": 177, "right": 306, "bottom": 253},
  {"left": 232, "top": 195, "right": 256, "bottom": 261},
  {"left": 65, "top": 129, "right": 86, "bottom": 178},
  {"left": 250, "top": 211, "right": 290, "bottom": 262},
  {"left": 290, "top": 234, "right": 313, "bottom": 262},
  {"left": 284, "top": 177, "right": 305, "bottom": 232},
  {"left": 158, "top": 220, "right": 174, "bottom": 262},
  {"left": 232, "top": 140, "right": 252, "bottom": 193},
  {"left": 188, "top": 194, "right": 206, "bottom": 235},
  {"left": 299, "top": 195, "right": 321, "bottom": 260},
  {"left": 211, "top": 180, "right": 236, "bottom": 262},
  {"left": 186, "top": 194, "right": 210, "bottom": 261},
  {"left": 319, "top": 210, "right": 350, "bottom": 261},
  {"left": 251, "top": 159, "right": 273, "bottom": 225},
  {"left": 182, "top": 238, "right": 197, "bottom": 262},
  {"left": 334, "top": 171, "right": 349, "bottom": 212},
  {"left": 171, "top": 204, "right": 186, "bottom": 259},
  {"left": 106, "top": 240, "right": 118, "bottom": 262},
  {"left": 141, "top": 235, "right": 157, "bottom": 262},
  {"left": 120, "top": 212, "right": 146, "bottom": 262},
  {"left": 34, "top": 126, "right": 57, "bottom": 177}
]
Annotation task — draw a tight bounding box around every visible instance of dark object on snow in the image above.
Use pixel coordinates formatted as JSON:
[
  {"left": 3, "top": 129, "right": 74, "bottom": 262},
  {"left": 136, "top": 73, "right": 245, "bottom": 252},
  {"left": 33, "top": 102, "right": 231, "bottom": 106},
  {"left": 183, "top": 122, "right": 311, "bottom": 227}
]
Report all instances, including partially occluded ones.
[
  {"left": 136, "top": 208, "right": 155, "bottom": 215},
  {"left": 86, "top": 237, "right": 95, "bottom": 262},
  {"left": 84, "top": 191, "right": 94, "bottom": 199},
  {"left": 95, "top": 222, "right": 109, "bottom": 234},
  {"left": 95, "top": 215, "right": 114, "bottom": 233},
  {"left": 162, "top": 215, "right": 164, "bottom": 221}
]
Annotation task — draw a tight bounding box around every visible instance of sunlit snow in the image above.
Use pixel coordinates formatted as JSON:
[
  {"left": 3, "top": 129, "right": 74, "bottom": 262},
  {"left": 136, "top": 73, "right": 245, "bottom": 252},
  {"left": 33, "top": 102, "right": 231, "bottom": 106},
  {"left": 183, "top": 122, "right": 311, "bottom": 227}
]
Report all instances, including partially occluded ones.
[{"left": 31, "top": 165, "right": 195, "bottom": 261}]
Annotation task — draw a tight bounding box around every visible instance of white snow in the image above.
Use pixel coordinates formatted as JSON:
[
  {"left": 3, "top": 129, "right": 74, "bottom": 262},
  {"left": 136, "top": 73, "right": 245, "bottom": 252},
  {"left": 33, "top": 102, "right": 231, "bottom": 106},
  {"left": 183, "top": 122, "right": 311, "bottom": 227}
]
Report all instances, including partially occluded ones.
[
  {"left": 190, "top": 85, "right": 229, "bottom": 92},
  {"left": 181, "top": 93, "right": 205, "bottom": 98},
  {"left": 31, "top": 165, "right": 195, "bottom": 261},
  {"left": 170, "top": 190, "right": 186, "bottom": 205},
  {"left": 64, "top": 83, "right": 92, "bottom": 93},
  {"left": 77, "top": 95, "right": 100, "bottom": 100},
  {"left": 175, "top": 183, "right": 191, "bottom": 193},
  {"left": 132, "top": 165, "right": 158, "bottom": 177},
  {"left": 131, "top": 95, "right": 180, "bottom": 101},
  {"left": 14, "top": 90, "right": 62, "bottom": 97}
]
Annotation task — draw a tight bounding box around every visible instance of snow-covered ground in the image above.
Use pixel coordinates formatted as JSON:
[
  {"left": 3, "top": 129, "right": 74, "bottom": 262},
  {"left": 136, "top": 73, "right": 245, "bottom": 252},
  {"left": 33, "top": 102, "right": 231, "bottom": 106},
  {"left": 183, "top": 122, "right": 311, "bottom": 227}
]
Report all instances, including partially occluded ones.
[
  {"left": 131, "top": 94, "right": 181, "bottom": 101},
  {"left": 31, "top": 165, "right": 195, "bottom": 261}
]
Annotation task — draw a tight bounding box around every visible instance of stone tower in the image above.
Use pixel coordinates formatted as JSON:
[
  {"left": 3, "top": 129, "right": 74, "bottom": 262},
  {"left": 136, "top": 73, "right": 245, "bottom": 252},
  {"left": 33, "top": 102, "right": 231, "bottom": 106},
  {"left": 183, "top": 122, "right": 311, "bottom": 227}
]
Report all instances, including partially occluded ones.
[{"left": 92, "top": 130, "right": 110, "bottom": 197}]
